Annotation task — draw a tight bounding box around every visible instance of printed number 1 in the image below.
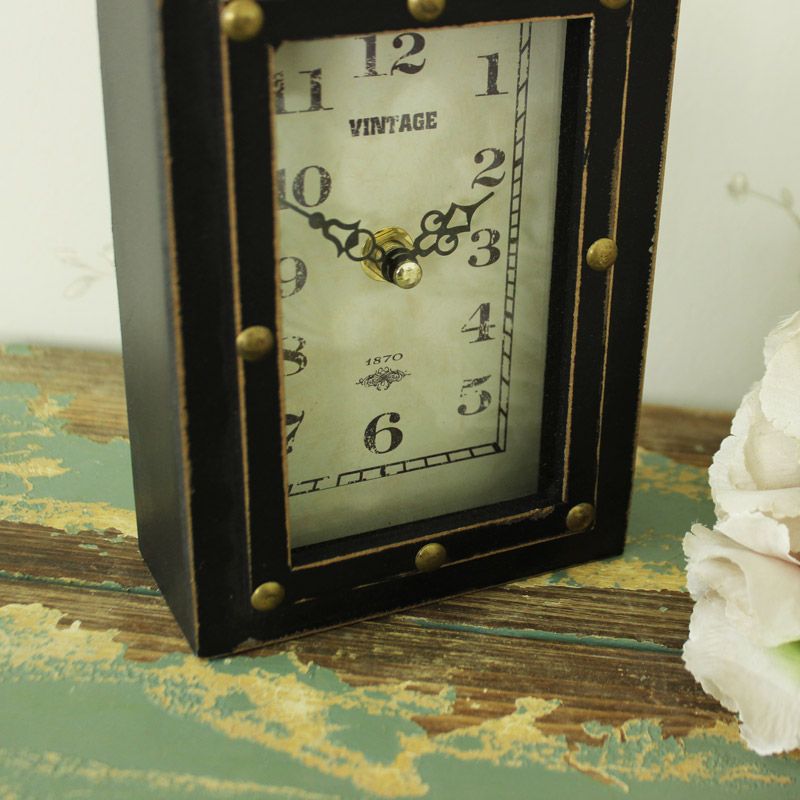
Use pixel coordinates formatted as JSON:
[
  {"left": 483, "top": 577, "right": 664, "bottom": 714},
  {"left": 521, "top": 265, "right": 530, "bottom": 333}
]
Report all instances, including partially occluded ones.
[{"left": 476, "top": 53, "right": 508, "bottom": 97}]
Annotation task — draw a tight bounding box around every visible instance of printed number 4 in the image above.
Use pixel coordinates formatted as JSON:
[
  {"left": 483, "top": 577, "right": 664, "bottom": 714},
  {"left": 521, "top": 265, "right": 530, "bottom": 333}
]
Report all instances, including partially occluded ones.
[{"left": 461, "top": 303, "right": 496, "bottom": 343}]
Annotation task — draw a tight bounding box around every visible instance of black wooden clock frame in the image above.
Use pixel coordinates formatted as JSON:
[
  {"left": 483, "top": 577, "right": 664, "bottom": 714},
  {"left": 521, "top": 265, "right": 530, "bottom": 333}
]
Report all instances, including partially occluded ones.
[{"left": 98, "top": 0, "right": 680, "bottom": 657}]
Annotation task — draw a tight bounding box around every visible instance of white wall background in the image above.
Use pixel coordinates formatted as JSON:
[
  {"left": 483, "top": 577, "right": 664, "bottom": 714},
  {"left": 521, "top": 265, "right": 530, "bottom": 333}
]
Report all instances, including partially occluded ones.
[{"left": 1, "top": 0, "right": 799, "bottom": 411}]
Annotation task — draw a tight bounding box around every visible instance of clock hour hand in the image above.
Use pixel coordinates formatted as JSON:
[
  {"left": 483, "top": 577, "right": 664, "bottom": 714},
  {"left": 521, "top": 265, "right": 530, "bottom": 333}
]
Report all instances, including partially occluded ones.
[
  {"left": 283, "top": 201, "right": 422, "bottom": 289},
  {"left": 282, "top": 200, "right": 383, "bottom": 264}
]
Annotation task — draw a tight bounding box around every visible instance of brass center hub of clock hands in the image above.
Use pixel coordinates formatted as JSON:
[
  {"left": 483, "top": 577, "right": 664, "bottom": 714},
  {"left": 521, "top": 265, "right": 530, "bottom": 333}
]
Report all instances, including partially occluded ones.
[{"left": 361, "top": 227, "right": 422, "bottom": 289}]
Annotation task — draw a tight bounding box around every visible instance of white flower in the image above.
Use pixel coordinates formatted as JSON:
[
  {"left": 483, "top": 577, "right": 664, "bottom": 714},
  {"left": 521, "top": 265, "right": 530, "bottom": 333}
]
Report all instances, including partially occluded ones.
[
  {"left": 683, "top": 578, "right": 800, "bottom": 756},
  {"left": 683, "top": 311, "right": 800, "bottom": 755}
]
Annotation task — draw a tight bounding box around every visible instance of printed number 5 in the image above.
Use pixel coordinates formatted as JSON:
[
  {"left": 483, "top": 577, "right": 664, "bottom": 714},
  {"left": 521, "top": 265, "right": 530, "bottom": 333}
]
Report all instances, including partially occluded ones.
[{"left": 458, "top": 376, "right": 492, "bottom": 415}]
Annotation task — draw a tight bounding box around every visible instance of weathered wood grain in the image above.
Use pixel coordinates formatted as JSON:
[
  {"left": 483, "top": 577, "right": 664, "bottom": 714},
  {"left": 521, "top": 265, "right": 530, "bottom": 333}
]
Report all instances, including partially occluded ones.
[
  {"left": 0, "top": 345, "right": 128, "bottom": 442},
  {"left": 0, "top": 519, "right": 155, "bottom": 590},
  {"left": 638, "top": 403, "right": 732, "bottom": 468},
  {"left": 0, "top": 572, "right": 722, "bottom": 739},
  {"left": 279, "top": 616, "right": 725, "bottom": 740},
  {"left": 0, "top": 516, "right": 690, "bottom": 650}
]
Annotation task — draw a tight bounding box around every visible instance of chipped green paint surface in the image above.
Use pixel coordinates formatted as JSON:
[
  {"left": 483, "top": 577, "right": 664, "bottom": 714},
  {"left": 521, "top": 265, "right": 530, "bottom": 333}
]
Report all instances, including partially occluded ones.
[
  {"left": 1, "top": 604, "right": 798, "bottom": 799},
  {"left": 0, "top": 380, "right": 136, "bottom": 536},
  {"left": 1, "top": 370, "right": 799, "bottom": 797}
]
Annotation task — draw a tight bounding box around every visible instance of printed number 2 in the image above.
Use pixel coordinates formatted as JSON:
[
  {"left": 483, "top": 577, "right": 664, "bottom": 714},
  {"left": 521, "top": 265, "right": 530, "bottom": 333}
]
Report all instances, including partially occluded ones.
[{"left": 472, "top": 148, "right": 506, "bottom": 188}]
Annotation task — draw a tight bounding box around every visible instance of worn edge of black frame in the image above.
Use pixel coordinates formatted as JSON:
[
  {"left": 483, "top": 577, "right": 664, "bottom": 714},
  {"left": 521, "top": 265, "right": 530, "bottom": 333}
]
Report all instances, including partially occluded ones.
[
  {"left": 234, "top": 8, "right": 608, "bottom": 596},
  {"left": 230, "top": 15, "right": 596, "bottom": 591},
  {"left": 97, "top": 0, "right": 203, "bottom": 652}
]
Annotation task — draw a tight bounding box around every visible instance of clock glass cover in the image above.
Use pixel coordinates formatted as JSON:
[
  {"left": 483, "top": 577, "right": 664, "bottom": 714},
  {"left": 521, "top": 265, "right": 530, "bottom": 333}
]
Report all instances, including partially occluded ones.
[{"left": 273, "top": 21, "right": 567, "bottom": 548}]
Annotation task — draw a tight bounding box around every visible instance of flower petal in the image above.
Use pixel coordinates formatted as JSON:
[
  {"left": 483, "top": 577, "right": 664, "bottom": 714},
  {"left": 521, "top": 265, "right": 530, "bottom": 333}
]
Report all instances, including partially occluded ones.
[
  {"left": 683, "top": 592, "right": 800, "bottom": 756},
  {"left": 761, "top": 326, "right": 800, "bottom": 442},
  {"left": 742, "top": 390, "right": 800, "bottom": 490},
  {"left": 716, "top": 513, "right": 800, "bottom": 565},
  {"left": 713, "top": 486, "right": 800, "bottom": 521},
  {"left": 709, "top": 386, "right": 759, "bottom": 496},
  {"left": 763, "top": 310, "right": 800, "bottom": 366},
  {"left": 684, "top": 525, "right": 800, "bottom": 647}
]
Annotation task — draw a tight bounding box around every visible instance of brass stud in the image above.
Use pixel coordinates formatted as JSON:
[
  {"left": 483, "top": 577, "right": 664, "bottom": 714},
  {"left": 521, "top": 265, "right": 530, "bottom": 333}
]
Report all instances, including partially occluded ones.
[
  {"left": 236, "top": 325, "right": 275, "bottom": 361},
  {"left": 251, "top": 581, "right": 285, "bottom": 612},
  {"left": 586, "top": 238, "right": 618, "bottom": 272},
  {"left": 415, "top": 542, "right": 447, "bottom": 573},
  {"left": 566, "top": 503, "right": 596, "bottom": 533},
  {"left": 600, "top": 0, "right": 631, "bottom": 9},
  {"left": 408, "top": 0, "right": 446, "bottom": 24},
  {"left": 220, "top": 0, "right": 264, "bottom": 42}
]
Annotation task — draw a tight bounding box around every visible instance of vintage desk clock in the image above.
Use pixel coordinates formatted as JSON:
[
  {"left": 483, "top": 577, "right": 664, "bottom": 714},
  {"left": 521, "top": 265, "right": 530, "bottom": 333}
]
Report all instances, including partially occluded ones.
[{"left": 97, "top": 0, "right": 679, "bottom": 656}]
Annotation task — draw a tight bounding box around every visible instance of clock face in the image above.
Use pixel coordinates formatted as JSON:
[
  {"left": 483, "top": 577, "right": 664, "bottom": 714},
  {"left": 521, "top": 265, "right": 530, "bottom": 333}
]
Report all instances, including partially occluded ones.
[{"left": 271, "top": 20, "right": 567, "bottom": 548}]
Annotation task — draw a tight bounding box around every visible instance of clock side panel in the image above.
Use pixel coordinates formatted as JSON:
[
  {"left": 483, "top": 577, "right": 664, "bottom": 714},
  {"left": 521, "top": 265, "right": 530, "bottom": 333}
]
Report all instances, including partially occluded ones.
[
  {"left": 99, "top": 0, "right": 267, "bottom": 657},
  {"left": 596, "top": 0, "right": 682, "bottom": 547},
  {"left": 97, "top": 0, "right": 199, "bottom": 650}
]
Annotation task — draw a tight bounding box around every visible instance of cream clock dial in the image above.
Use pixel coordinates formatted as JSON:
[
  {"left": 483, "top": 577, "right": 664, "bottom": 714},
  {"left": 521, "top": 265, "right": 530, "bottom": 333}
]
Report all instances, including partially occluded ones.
[{"left": 273, "top": 20, "right": 567, "bottom": 547}]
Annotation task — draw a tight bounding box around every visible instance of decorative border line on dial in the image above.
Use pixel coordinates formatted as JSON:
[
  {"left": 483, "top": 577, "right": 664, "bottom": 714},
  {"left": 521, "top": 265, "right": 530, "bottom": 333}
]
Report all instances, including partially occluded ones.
[
  {"left": 288, "top": 22, "right": 532, "bottom": 492},
  {"left": 289, "top": 442, "right": 502, "bottom": 496},
  {"left": 497, "top": 22, "right": 532, "bottom": 451}
]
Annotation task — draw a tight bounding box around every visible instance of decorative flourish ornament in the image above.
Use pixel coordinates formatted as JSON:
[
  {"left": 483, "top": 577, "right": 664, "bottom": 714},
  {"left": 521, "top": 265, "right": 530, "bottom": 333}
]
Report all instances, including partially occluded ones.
[{"left": 356, "top": 366, "right": 411, "bottom": 391}]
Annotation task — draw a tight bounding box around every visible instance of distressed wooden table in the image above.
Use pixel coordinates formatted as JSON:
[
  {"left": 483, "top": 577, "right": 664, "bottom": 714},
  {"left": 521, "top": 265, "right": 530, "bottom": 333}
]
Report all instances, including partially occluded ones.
[{"left": 1, "top": 345, "right": 798, "bottom": 798}]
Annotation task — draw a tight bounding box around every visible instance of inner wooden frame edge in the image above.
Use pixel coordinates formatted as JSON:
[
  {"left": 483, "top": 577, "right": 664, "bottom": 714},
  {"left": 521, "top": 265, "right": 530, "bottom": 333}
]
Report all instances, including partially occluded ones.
[{"left": 223, "top": 12, "right": 606, "bottom": 579}]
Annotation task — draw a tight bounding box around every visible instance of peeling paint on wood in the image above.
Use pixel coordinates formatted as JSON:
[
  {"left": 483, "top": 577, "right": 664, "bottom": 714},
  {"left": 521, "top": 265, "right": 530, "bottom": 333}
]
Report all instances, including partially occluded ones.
[{"left": 1, "top": 348, "right": 797, "bottom": 798}]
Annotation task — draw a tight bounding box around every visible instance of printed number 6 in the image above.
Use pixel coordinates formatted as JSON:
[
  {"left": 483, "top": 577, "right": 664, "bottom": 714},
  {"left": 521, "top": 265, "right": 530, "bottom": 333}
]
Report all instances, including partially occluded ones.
[{"left": 364, "top": 412, "right": 403, "bottom": 454}]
